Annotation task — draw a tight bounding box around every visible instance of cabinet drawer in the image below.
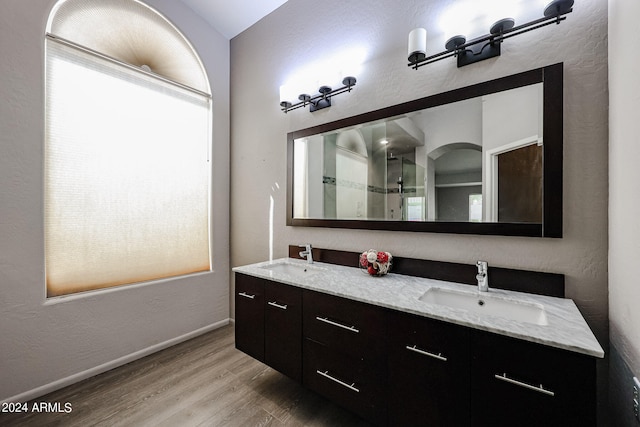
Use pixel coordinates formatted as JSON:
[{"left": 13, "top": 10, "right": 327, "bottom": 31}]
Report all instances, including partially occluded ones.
[
  {"left": 303, "top": 290, "right": 387, "bottom": 361},
  {"left": 387, "top": 311, "right": 470, "bottom": 426},
  {"left": 235, "top": 274, "right": 265, "bottom": 361},
  {"left": 470, "top": 331, "right": 596, "bottom": 427},
  {"left": 303, "top": 338, "right": 386, "bottom": 426},
  {"left": 265, "top": 281, "right": 302, "bottom": 382},
  {"left": 389, "top": 310, "right": 469, "bottom": 363}
]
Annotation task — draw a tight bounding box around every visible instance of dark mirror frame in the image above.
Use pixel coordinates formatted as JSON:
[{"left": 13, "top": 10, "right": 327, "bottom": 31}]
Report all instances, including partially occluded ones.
[{"left": 286, "top": 63, "right": 563, "bottom": 237}]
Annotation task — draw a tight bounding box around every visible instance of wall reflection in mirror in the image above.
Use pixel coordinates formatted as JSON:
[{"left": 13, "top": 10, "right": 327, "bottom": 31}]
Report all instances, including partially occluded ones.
[{"left": 293, "top": 83, "right": 543, "bottom": 224}]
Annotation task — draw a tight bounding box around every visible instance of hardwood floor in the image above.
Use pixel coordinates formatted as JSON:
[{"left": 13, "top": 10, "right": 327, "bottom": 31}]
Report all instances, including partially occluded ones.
[{"left": 1, "top": 324, "right": 372, "bottom": 427}]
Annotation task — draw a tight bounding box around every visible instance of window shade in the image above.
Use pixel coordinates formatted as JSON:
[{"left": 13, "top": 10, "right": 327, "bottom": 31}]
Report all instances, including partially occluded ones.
[
  {"left": 48, "top": 0, "right": 209, "bottom": 94},
  {"left": 45, "top": 39, "right": 211, "bottom": 297}
]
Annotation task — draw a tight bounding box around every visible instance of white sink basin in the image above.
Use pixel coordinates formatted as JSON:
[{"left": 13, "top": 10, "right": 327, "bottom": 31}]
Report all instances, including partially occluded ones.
[
  {"left": 419, "top": 287, "right": 548, "bottom": 326},
  {"left": 260, "top": 262, "right": 324, "bottom": 277}
]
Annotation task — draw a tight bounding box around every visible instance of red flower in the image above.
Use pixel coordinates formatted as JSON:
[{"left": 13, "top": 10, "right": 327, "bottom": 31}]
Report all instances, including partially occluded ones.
[
  {"left": 360, "top": 253, "right": 369, "bottom": 268},
  {"left": 367, "top": 265, "right": 378, "bottom": 275},
  {"left": 377, "top": 252, "right": 389, "bottom": 264}
]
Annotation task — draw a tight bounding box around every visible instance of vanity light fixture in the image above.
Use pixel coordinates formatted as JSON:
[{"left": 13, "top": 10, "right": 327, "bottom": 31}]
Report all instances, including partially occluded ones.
[
  {"left": 408, "top": 0, "right": 573, "bottom": 69},
  {"left": 280, "top": 76, "right": 357, "bottom": 113}
]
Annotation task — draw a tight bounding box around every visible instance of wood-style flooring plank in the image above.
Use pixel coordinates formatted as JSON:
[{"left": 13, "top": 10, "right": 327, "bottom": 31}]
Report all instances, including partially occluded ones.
[{"left": 0, "top": 325, "right": 372, "bottom": 427}]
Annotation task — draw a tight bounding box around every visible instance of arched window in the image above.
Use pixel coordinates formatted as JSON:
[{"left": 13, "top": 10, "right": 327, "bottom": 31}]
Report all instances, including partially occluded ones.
[{"left": 45, "top": 0, "right": 212, "bottom": 297}]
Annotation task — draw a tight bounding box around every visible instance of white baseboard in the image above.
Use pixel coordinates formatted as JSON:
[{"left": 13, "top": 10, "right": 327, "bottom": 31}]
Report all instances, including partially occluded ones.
[{"left": 2, "top": 318, "right": 230, "bottom": 404}]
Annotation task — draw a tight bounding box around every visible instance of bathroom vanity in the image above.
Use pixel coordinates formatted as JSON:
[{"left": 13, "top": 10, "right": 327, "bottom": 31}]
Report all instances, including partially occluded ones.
[{"left": 233, "top": 249, "right": 603, "bottom": 427}]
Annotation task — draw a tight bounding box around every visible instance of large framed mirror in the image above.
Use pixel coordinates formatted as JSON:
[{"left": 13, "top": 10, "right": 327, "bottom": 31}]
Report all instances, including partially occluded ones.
[{"left": 287, "top": 63, "right": 562, "bottom": 237}]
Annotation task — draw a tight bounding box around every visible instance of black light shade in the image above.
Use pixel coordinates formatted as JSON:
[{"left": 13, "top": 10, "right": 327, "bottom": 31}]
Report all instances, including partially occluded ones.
[
  {"left": 490, "top": 18, "right": 515, "bottom": 35},
  {"left": 445, "top": 35, "right": 466, "bottom": 52},
  {"left": 342, "top": 76, "right": 357, "bottom": 86},
  {"left": 544, "top": 0, "right": 574, "bottom": 18}
]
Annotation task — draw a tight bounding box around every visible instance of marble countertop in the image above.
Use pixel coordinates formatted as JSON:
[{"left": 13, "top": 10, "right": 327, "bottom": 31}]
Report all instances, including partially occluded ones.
[{"left": 233, "top": 258, "right": 604, "bottom": 358}]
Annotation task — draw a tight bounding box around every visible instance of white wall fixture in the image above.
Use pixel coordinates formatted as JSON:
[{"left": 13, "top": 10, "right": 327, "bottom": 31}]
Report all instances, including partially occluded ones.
[{"left": 407, "top": 0, "right": 574, "bottom": 68}]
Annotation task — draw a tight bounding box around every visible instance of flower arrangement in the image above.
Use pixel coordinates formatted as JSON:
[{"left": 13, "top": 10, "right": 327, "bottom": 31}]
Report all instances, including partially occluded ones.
[{"left": 359, "top": 249, "right": 392, "bottom": 276}]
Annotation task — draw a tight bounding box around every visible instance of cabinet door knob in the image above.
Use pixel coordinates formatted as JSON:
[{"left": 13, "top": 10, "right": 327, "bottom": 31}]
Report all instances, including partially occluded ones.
[
  {"left": 268, "top": 301, "right": 288, "bottom": 310},
  {"left": 405, "top": 345, "right": 447, "bottom": 362},
  {"left": 238, "top": 292, "right": 255, "bottom": 299},
  {"left": 494, "top": 373, "right": 555, "bottom": 397}
]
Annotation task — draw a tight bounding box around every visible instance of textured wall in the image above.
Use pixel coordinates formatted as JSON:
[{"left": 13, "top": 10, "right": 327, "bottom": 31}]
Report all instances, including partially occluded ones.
[
  {"left": 608, "top": 0, "right": 640, "bottom": 424},
  {"left": 0, "top": 0, "right": 230, "bottom": 401},
  {"left": 230, "top": 0, "right": 609, "bottom": 417}
]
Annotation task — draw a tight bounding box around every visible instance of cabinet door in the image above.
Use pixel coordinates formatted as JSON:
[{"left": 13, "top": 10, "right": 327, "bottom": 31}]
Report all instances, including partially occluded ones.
[
  {"left": 470, "top": 331, "right": 596, "bottom": 427},
  {"left": 265, "top": 281, "right": 302, "bottom": 382},
  {"left": 303, "top": 290, "right": 388, "bottom": 425},
  {"left": 303, "top": 290, "right": 387, "bottom": 362},
  {"left": 304, "top": 338, "right": 386, "bottom": 426},
  {"left": 234, "top": 273, "right": 265, "bottom": 362},
  {"left": 387, "top": 311, "right": 470, "bottom": 427}
]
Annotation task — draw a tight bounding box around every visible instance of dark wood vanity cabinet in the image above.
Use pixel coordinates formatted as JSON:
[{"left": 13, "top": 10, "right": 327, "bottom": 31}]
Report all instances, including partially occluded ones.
[
  {"left": 387, "top": 311, "right": 470, "bottom": 426},
  {"left": 302, "top": 290, "right": 388, "bottom": 425},
  {"left": 235, "top": 273, "right": 265, "bottom": 362},
  {"left": 235, "top": 274, "right": 302, "bottom": 381},
  {"left": 386, "top": 314, "right": 596, "bottom": 427},
  {"left": 469, "top": 331, "right": 596, "bottom": 427},
  {"left": 235, "top": 273, "right": 597, "bottom": 426},
  {"left": 264, "top": 278, "right": 302, "bottom": 382}
]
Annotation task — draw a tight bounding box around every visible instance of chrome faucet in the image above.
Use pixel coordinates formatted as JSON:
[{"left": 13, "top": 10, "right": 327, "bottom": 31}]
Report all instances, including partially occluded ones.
[
  {"left": 299, "top": 244, "right": 313, "bottom": 264},
  {"left": 476, "top": 261, "right": 489, "bottom": 292}
]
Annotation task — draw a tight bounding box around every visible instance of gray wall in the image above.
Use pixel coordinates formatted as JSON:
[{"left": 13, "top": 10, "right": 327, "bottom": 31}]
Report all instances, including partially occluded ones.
[
  {"left": 0, "top": 0, "right": 230, "bottom": 401},
  {"left": 608, "top": 0, "right": 640, "bottom": 425},
  {"left": 436, "top": 185, "right": 482, "bottom": 222},
  {"left": 231, "top": 0, "right": 609, "bottom": 419}
]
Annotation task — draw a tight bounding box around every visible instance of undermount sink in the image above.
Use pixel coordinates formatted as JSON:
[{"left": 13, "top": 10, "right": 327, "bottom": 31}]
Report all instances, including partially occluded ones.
[
  {"left": 419, "top": 287, "right": 548, "bottom": 326},
  {"left": 260, "top": 262, "right": 324, "bottom": 277}
]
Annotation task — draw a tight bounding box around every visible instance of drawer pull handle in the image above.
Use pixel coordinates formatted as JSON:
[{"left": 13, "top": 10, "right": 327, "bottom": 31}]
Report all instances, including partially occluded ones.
[
  {"left": 238, "top": 292, "right": 255, "bottom": 299},
  {"left": 268, "top": 301, "right": 288, "bottom": 310},
  {"left": 315, "top": 316, "right": 360, "bottom": 333},
  {"left": 494, "top": 373, "right": 555, "bottom": 397},
  {"left": 405, "top": 345, "right": 447, "bottom": 362},
  {"left": 316, "top": 370, "right": 360, "bottom": 393}
]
